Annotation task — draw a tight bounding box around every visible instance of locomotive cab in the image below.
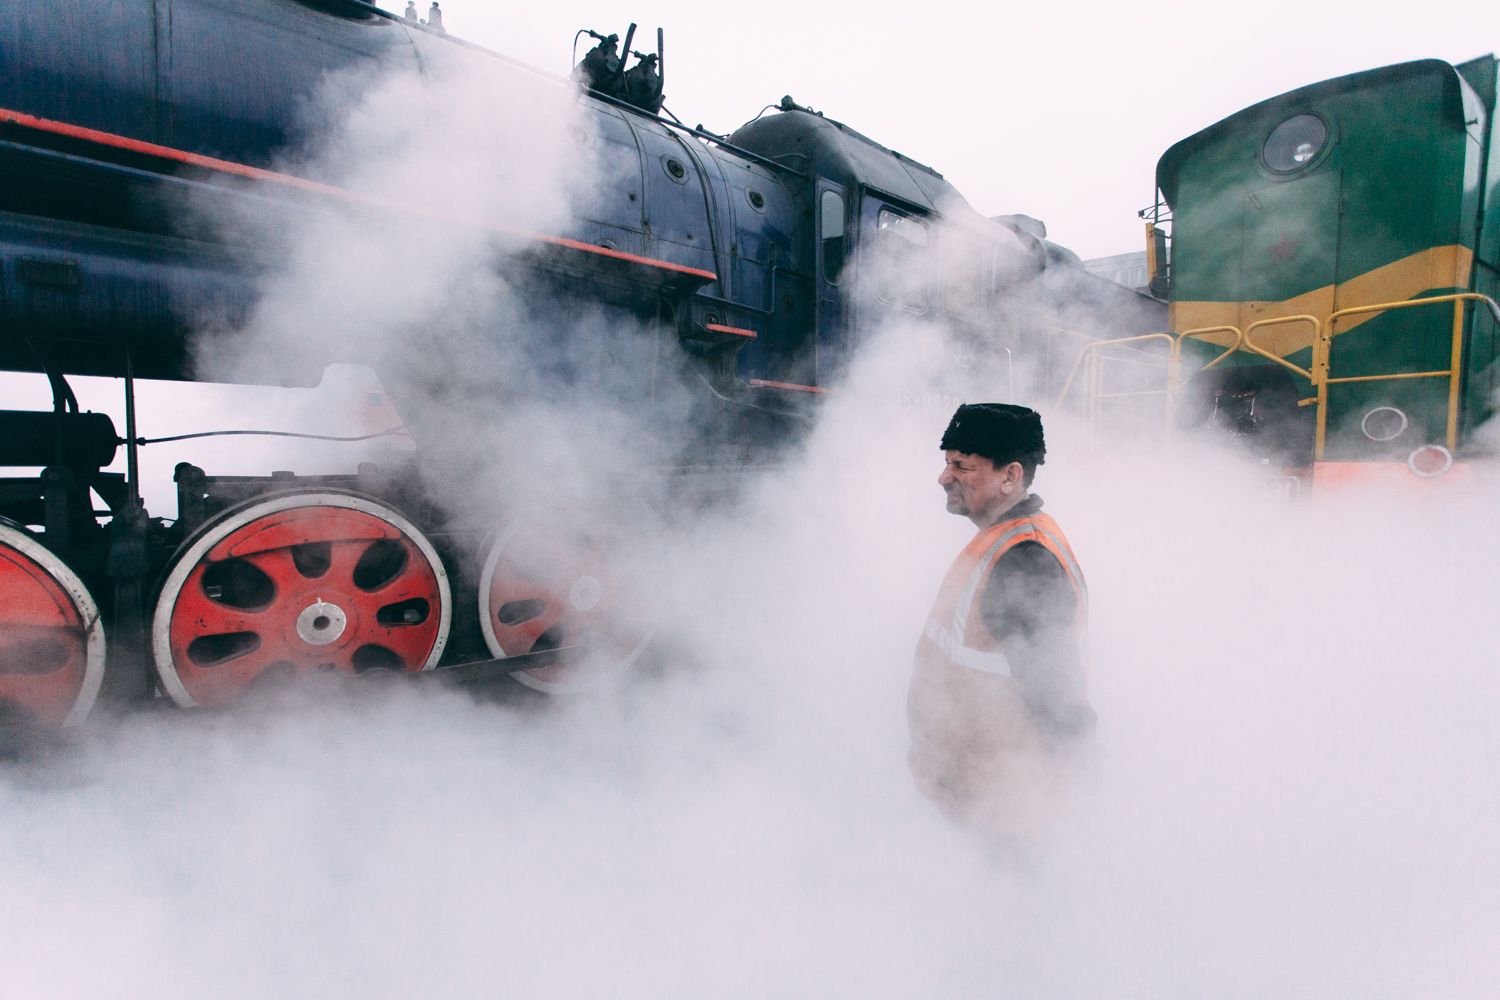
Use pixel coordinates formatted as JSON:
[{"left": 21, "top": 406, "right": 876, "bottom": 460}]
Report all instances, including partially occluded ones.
[
  {"left": 1154, "top": 56, "right": 1500, "bottom": 483},
  {"left": 729, "top": 103, "right": 1040, "bottom": 389}
]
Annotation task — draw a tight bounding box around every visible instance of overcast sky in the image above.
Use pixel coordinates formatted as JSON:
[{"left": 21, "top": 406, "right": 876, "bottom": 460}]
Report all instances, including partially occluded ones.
[{"left": 412, "top": 0, "right": 1498, "bottom": 259}]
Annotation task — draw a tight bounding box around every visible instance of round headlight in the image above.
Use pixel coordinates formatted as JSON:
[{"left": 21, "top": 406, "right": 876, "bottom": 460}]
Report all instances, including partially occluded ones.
[{"left": 1263, "top": 114, "right": 1327, "bottom": 172}]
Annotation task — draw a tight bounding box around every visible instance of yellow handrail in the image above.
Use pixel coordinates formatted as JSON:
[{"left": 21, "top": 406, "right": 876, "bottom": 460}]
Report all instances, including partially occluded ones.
[
  {"left": 1054, "top": 332, "right": 1175, "bottom": 409},
  {"left": 1056, "top": 329, "right": 1245, "bottom": 429},
  {"left": 1241, "top": 315, "right": 1320, "bottom": 382},
  {"left": 1321, "top": 292, "right": 1494, "bottom": 455},
  {"left": 1170, "top": 325, "right": 1245, "bottom": 386},
  {"left": 1056, "top": 292, "right": 1499, "bottom": 459},
  {"left": 1174, "top": 326, "right": 1245, "bottom": 365}
]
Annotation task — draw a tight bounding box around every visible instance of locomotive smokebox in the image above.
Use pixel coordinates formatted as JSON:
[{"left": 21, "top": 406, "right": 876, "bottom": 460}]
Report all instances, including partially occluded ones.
[{"left": 0, "top": 411, "right": 120, "bottom": 470}]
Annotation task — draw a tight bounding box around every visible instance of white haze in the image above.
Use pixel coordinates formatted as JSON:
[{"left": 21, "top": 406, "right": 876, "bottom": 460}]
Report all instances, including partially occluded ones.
[{"left": 3, "top": 45, "right": 1497, "bottom": 1000}]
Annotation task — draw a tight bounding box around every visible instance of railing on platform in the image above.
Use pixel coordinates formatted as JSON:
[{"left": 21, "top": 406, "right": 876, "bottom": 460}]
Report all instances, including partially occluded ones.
[
  {"left": 1055, "top": 333, "right": 1174, "bottom": 432},
  {"left": 1056, "top": 292, "right": 1500, "bottom": 458},
  {"left": 1054, "top": 327, "right": 1244, "bottom": 431},
  {"left": 1320, "top": 292, "right": 1498, "bottom": 457}
]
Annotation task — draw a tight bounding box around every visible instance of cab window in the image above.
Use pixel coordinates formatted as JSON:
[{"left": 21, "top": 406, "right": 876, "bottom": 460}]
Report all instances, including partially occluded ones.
[
  {"left": 875, "top": 209, "right": 928, "bottom": 312},
  {"left": 820, "top": 190, "right": 846, "bottom": 283}
]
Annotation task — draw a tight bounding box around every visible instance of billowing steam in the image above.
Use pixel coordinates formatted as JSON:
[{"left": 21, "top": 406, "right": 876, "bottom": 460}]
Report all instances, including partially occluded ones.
[{"left": 2, "top": 39, "right": 1495, "bottom": 1000}]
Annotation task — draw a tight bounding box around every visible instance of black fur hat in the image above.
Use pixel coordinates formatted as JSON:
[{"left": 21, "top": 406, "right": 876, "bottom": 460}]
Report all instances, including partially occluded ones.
[{"left": 940, "top": 403, "right": 1046, "bottom": 473}]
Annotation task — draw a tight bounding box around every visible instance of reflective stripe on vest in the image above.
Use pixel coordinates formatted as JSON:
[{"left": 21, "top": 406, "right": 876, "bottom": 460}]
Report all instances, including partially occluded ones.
[
  {"left": 923, "top": 617, "right": 1015, "bottom": 675},
  {"left": 920, "top": 511, "right": 1086, "bottom": 676}
]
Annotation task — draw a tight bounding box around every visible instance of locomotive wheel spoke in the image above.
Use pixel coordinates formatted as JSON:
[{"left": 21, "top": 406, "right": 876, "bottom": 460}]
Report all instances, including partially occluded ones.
[
  {"left": 242, "top": 547, "right": 310, "bottom": 593},
  {"left": 0, "top": 520, "right": 107, "bottom": 727},
  {"left": 152, "top": 492, "right": 451, "bottom": 708},
  {"left": 167, "top": 579, "right": 272, "bottom": 638},
  {"left": 490, "top": 591, "right": 566, "bottom": 653},
  {"left": 323, "top": 538, "right": 379, "bottom": 591},
  {"left": 371, "top": 577, "right": 435, "bottom": 606},
  {"left": 477, "top": 524, "right": 654, "bottom": 694}
]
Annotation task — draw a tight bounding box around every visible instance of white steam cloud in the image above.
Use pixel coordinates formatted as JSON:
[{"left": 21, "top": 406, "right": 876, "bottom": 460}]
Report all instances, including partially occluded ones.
[{"left": 3, "top": 42, "right": 1496, "bottom": 1000}]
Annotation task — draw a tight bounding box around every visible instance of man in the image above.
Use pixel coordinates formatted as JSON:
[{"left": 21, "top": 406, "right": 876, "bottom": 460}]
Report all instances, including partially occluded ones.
[{"left": 908, "top": 402, "right": 1094, "bottom": 838}]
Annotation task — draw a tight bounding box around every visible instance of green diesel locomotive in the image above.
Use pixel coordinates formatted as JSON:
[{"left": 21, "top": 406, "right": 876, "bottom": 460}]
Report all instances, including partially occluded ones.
[{"left": 1151, "top": 56, "right": 1499, "bottom": 489}]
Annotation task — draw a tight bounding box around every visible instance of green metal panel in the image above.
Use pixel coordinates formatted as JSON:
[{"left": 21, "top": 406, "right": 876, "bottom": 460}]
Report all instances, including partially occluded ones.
[
  {"left": 1241, "top": 172, "right": 1341, "bottom": 304},
  {"left": 1458, "top": 55, "right": 1499, "bottom": 435}
]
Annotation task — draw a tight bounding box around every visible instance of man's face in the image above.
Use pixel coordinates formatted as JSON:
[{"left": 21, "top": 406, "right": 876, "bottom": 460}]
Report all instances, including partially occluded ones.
[{"left": 938, "top": 450, "right": 1021, "bottom": 524}]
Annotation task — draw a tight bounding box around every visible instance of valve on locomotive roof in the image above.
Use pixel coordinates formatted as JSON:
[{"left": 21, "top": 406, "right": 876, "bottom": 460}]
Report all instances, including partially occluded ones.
[
  {"left": 576, "top": 31, "right": 624, "bottom": 96},
  {"left": 623, "top": 51, "right": 664, "bottom": 115},
  {"left": 404, "top": 1, "right": 418, "bottom": 21},
  {"left": 425, "top": 2, "right": 445, "bottom": 32}
]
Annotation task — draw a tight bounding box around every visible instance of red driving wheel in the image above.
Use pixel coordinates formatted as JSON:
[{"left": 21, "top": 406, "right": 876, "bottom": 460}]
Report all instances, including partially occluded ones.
[
  {"left": 0, "top": 519, "right": 106, "bottom": 727},
  {"left": 152, "top": 492, "right": 450, "bottom": 707},
  {"left": 477, "top": 524, "right": 653, "bottom": 694}
]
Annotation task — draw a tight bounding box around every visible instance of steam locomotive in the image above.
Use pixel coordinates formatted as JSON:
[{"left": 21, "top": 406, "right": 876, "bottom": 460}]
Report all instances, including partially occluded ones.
[
  {"left": 1143, "top": 55, "right": 1500, "bottom": 490},
  {"left": 0, "top": 0, "right": 1158, "bottom": 729}
]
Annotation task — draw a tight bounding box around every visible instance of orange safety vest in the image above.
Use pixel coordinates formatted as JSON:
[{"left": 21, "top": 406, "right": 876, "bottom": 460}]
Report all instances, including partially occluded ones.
[{"left": 907, "top": 508, "right": 1088, "bottom": 831}]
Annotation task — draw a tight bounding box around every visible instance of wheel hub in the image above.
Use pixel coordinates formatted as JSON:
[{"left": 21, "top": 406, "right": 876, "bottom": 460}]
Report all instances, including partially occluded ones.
[
  {"left": 569, "top": 575, "right": 603, "bottom": 612},
  {"left": 294, "top": 600, "right": 348, "bottom": 646}
]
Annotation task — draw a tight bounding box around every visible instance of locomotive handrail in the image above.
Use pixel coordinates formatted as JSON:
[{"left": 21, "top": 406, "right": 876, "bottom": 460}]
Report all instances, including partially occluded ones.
[
  {"left": 1169, "top": 325, "right": 1245, "bottom": 386},
  {"left": 1058, "top": 328, "right": 1252, "bottom": 431},
  {"left": 1054, "top": 332, "right": 1175, "bottom": 409},
  {"left": 1320, "top": 292, "right": 1499, "bottom": 456},
  {"left": 1325, "top": 291, "right": 1496, "bottom": 329},
  {"left": 1240, "top": 315, "right": 1321, "bottom": 382},
  {"left": 1165, "top": 295, "right": 1500, "bottom": 458},
  {"left": 1086, "top": 347, "right": 1177, "bottom": 433},
  {"left": 1059, "top": 299, "right": 1496, "bottom": 454}
]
